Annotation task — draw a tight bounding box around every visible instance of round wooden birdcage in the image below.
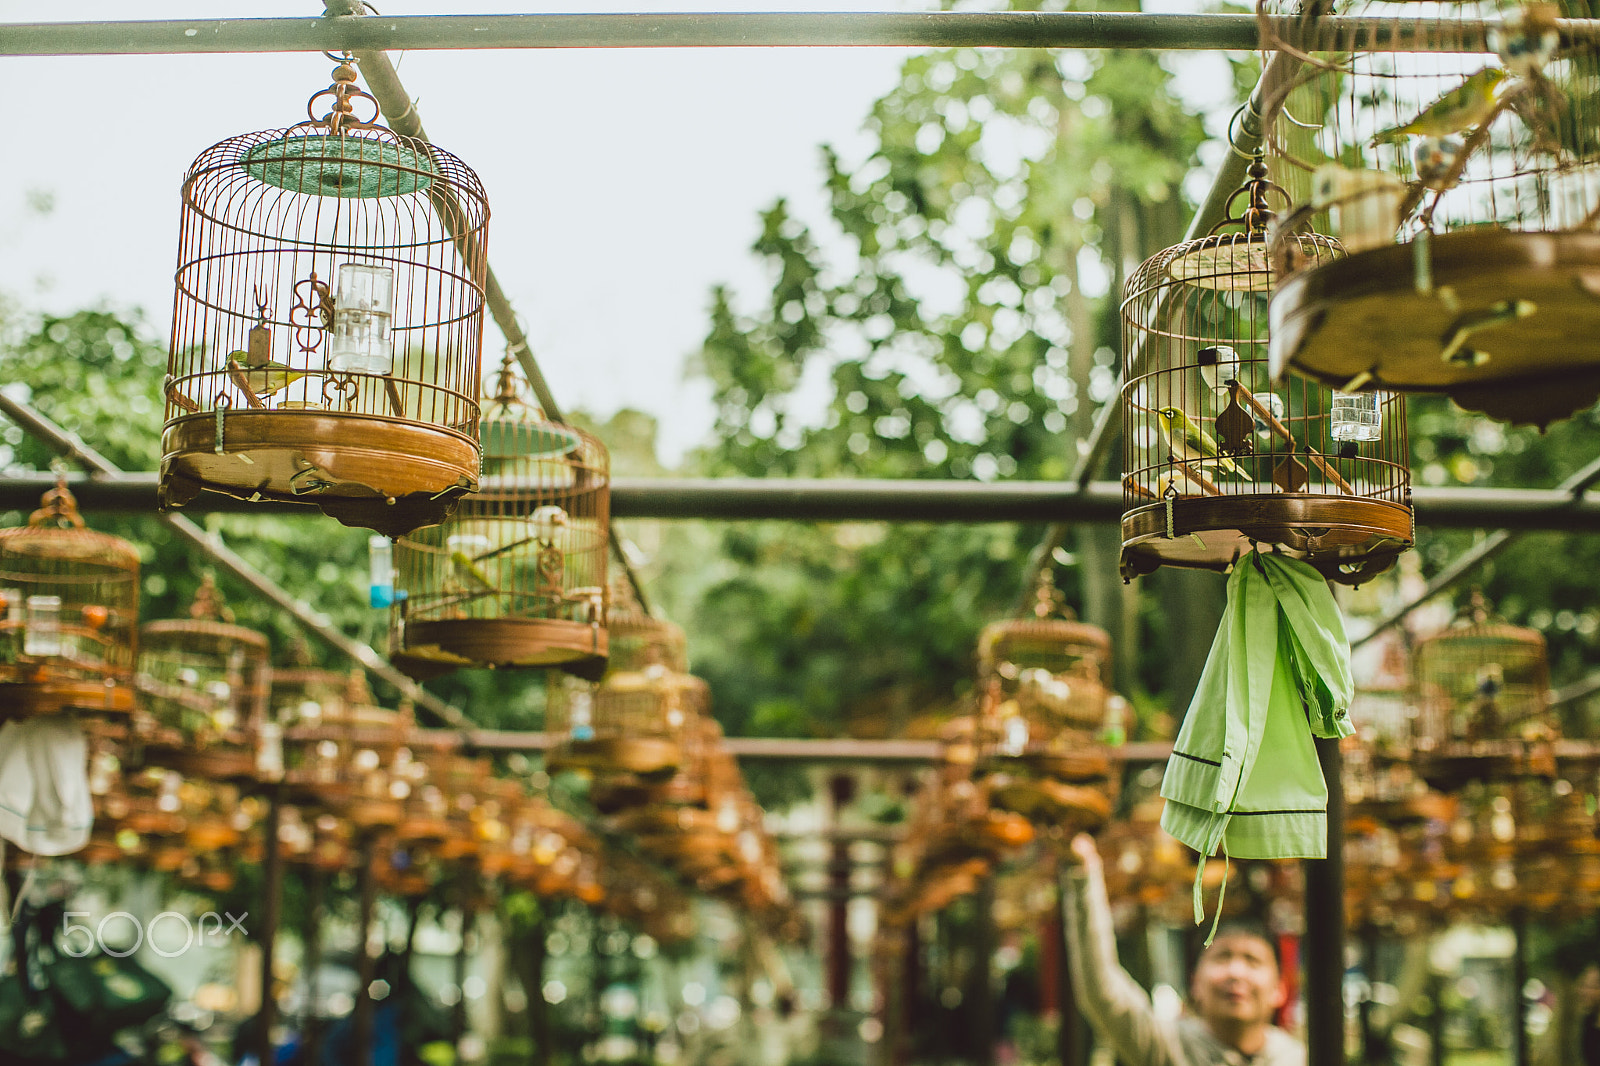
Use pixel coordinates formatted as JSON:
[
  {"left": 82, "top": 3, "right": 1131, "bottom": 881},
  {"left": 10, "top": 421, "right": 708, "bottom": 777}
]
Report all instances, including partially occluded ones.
[
  {"left": 974, "top": 571, "right": 1118, "bottom": 830},
  {"left": 1260, "top": 1, "right": 1600, "bottom": 425},
  {"left": 0, "top": 479, "right": 140, "bottom": 718},
  {"left": 544, "top": 597, "right": 703, "bottom": 777},
  {"left": 137, "top": 575, "right": 269, "bottom": 782},
  {"left": 1121, "top": 163, "right": 1413, "bottom": 584},
  {"left": 392, "top": 354, "right": 609, "bottom": 678},
  {"left": 160, "top": 56, "right": 488, "bottom": 537},
  {"left": 1413, "top": 592, "right": 1554, "bottom": 775}
]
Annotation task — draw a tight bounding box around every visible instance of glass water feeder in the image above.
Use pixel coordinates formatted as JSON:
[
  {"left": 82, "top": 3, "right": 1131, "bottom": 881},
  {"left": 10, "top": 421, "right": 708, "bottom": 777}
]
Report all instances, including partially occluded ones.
[
  {"left": 392, "top": 354, "right": 610, "bottom": 677},
  {"left": 1260, "top": 0, "right": 1600, "bottom": 426},
  {"left": 160, "top": 55, "right": 489, "bottom": 537},
  {"left": 0, "top": 479, "right": 140, "bottom": 717},
  {"left": 1121, "top": 161, "right": 1413, "bottom": 584}
]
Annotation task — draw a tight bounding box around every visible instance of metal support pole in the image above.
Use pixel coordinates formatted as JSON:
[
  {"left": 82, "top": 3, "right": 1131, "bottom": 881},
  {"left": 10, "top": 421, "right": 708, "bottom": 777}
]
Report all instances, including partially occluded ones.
[
  {"left": 7, "top": 12, "right": 1596, "bottom": 57},
  {"left": 970, "top": 876, "right": 997, "bottom": 1066},
  {"left": 1513, "top": 910, "right": 1530, "bottom": 1066},
  {"left": 0, "top": 393, "right": 470, "bottom": 727},
  {"left": 255, "top": 786, "right": 284, "bottom": 1066},
  {"left": 826, "top": 774, "right": 857, "bottom": 1012},
  {"left": 304, "top": 866, "right": 326, "bottom": 1066},
  {"left": 1304, "top": 737, "right": 1346, "bottom": 1066},
  {"left": 352, "top": 834, "right": 379, "bottom": 1066}
]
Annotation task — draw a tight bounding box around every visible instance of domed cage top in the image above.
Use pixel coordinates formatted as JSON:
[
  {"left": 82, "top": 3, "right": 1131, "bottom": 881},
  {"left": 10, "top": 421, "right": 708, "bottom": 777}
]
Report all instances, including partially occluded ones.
[
  {"left": 160, "top": 57, "right": 488, "bottom": 537},
  {"left": 1120, "top": 162, "right": 1414, "bottom": 585},
  {"left": 392, "top": 355, "right": 609, "bottom": 678},
  {"left": 1259, "top": 0, "right": 1600, "bottom": 425},
  {"left": 1413, "top": 592, "right": 1554, "bottom": 753},
  {"left": 0, "top": 480, "right": 140, "bottom": 718},
  {"left": 137, "top": 575, "right": 269, "bottom": 784}
]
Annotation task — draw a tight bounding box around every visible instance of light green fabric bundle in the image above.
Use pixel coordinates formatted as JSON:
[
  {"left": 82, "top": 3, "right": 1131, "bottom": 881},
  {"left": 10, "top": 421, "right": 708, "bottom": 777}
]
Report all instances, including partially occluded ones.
[{"left": 1158, "top": 551, "right": 1354, "bottom": 940}]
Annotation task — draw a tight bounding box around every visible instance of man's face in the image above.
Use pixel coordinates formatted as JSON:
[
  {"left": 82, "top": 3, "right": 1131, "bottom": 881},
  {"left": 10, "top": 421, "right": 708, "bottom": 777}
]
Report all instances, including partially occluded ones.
[{"left": 1189, "top": 932, "right": 1285, "bottom": 1028}]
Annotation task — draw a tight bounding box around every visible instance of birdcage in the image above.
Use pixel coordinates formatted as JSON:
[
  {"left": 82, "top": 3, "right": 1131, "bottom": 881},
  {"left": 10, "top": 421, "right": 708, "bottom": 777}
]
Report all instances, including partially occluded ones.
[
  {"left": 0, "top": 480, "right": 140, "bottom": 718},
  {"left": 392, "top": 355, "right": 609, "bottom": 677},
  {"left": 544, "top": 607, "right": 702, "bottom": 778},
  {"left": 1121, "top": 160, "right": 1413, "bottom": 584},
  {"left": 137, "top": 575, "right": 269, "bottom": 781},
  {"left": 974, "top": 572, "right": 1118, "bottom": 829},
  {"left": 160, "top": 55, "right": 488, "bottom": 537},
  {"left": 1259, "top": 0, "right": 1600, "bottom": 426},
  {"left": 1413, "top": 593, "right": 1552, "bottom": 757}
]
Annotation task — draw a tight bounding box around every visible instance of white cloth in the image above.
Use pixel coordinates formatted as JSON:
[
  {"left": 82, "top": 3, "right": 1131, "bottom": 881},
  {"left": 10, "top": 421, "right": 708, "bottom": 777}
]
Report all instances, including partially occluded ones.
[{"left": 0, "top": 716, "right": 93, "bottom": 856}]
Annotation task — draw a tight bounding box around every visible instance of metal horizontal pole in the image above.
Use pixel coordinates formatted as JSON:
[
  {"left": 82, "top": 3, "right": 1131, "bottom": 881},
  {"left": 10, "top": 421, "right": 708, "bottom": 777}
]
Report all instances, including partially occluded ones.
[
  {"left": 14, "top": 472, "right": 1600, "bottom": 531},
  {"left": 7, "top": 12, "right": 1593, "bottom": 57}
]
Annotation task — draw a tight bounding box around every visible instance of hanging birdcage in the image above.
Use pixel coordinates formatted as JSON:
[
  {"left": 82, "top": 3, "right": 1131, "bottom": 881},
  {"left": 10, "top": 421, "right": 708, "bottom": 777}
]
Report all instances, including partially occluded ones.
[
  {"left": 137, "top": 575, "right": 270, "bottom": 782},
  {"left": 1260, "top": 1, "right": 1600, "bottom": 425},
  {"left": 160, "top": 55, "right": 488, "bottom": 537},
  {"left": 0, "top": 479, "right": 140, "bottom": 718},
  {"left": 392, "top": 354, "right": 609, "bottom": 677},
  {"left": 1413, "top": 591, "right": 1554, "bottom": 766},
  {"left": 1121, "top": 159, "right": 1413, "bottom": 584},
  {"left": 545, "top": 595, "right": 701, "bottom": 778},
  {"left": 974, "top": 571, "right": 1118, "bottom": 830}
]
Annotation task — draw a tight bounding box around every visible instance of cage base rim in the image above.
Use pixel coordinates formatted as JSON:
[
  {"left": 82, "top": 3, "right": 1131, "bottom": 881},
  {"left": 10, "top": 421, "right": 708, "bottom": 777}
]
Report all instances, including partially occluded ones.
[{"left": 1270, "top": 229, "right": 1600, "bottom": 427}]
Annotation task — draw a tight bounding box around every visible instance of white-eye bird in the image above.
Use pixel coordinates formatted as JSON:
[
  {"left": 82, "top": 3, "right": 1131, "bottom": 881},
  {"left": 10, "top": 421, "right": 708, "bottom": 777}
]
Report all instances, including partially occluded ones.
[
  {"left": 1371, "top": 67, "right": 1510, "bottom": 144},
  {"left": 1154, "top": 407, "right": 1238, "bottom": 474},
  {"left": 228, "top": 355, "right": 307, "bottom": 398},
  {"left": 449, "top": 549, "right": 495, "bottom": 592}
]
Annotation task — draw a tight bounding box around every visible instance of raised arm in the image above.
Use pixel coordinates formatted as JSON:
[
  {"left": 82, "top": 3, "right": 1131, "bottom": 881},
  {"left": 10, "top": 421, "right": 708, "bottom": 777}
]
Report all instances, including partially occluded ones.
[{"left": 1062, "top": 834, "right": 1177, "bottom": 1066}]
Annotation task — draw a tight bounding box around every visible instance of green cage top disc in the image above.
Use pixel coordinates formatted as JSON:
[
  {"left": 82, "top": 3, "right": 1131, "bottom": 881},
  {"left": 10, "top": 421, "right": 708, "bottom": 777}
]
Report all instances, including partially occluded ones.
[{"left": 245, "top": 135, "right": 436, "bottom": 199}]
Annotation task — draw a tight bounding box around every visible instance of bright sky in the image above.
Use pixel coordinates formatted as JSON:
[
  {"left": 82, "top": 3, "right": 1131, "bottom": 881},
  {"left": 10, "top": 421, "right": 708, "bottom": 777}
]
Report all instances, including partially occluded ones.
[{"left": 0, "top": 1, "right": 926, "bottom": 463}]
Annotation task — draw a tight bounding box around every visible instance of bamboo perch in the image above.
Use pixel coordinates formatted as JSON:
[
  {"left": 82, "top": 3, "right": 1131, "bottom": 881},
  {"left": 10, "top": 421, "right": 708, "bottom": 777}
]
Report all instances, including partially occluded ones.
[
  {"left": 1168, "top": 458, "right": 1223, "bottom": 496},
  {"left": 384, "top": 376, "right": 405, "bottom": 418},
  {"left": 1228, "top": 382, "right": 1357, "bottom": 495},
  {"left": 225, "top": 361, "right": 268, "bottom": 410}
]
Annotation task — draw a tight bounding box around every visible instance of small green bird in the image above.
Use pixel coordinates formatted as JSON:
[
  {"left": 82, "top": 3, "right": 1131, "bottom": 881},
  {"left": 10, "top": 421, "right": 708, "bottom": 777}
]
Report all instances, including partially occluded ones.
[
  {"left": 1371, "top": 67, "right": 1510, "bottom": 144},
  {"left": 228, "top": 355, "right": 307, "bottom": 398},
  {"left": 450, "top": 549, "right": 495, "bottom": 592},
  {"left": 1154, "top": 407, "right": 1238, "bottom": 474}
]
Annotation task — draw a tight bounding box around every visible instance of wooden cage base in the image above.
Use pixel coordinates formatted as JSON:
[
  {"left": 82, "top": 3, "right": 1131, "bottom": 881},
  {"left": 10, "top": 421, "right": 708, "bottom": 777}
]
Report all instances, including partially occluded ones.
[
  {"left": 1270, "top": 230, "right": 1600, "bottom": 427},
  {"left": 160, "top": 410, "right": 478, "bottom": 537},
  {"left": 140, "top": 743, "right": 260, "bottom": 783},
  {"left": 0, "top": 677, "right": 134, "bottom": 718},
  {"left": 397, "top": 617, "right": 608, "bottom": 680},
  {"left": 1120, "top": 493, "right": 1413, "bottom": 585},
  {"left": 545, "top": 736, "right": 682, "bottom": 777}
]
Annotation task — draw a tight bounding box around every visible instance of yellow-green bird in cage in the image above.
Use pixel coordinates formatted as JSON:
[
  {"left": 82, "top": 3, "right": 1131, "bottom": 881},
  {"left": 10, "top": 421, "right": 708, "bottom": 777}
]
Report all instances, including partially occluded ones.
[
  {"left": 227, "top": 355, "right": 307, "bottom": 398},
  {"left": 1154, "top": 407, "right": 1238, "bottom": 474},
  {"left": 450, "top": 549, "right": 495, "bottom": 592},
  {"left": 1371, "top": 67, "right": 1510, "bottom": 144}
]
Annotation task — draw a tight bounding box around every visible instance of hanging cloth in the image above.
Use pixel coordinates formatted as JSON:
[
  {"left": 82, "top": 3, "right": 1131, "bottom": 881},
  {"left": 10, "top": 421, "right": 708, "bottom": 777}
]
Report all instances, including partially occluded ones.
[
  {"left": 0, "top": 716, "right": 93, "bottom": 856},
  {"left": 1159, "top": 551, "right": 1353, "bottom": 938}
]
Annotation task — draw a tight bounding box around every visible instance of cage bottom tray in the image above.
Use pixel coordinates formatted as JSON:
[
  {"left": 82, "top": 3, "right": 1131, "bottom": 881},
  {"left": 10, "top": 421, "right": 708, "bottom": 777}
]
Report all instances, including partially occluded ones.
[
  {"left": 1121, "top": 493, "right": 1413, "bottom": 585},
  {"left": 986, "top": 775, "right": 1113, "bottom": 825},
  {"left": 0, "top": 677, "right": 134, "bottom": 718},
  {"left": 1270, "top": 230, "right": 1600, "bottom": 427},
  {"left": 398, "top": 617, "right": 608, "bottom": 680},
  {"left": 161, "top": 410, "right": 478, "bottom": 537},
  {"left": 141, "top": 743, "right": 260, "bottom": 783},
  {"left": 546, "top": 736, "right": 681, "bottom": 777}
]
